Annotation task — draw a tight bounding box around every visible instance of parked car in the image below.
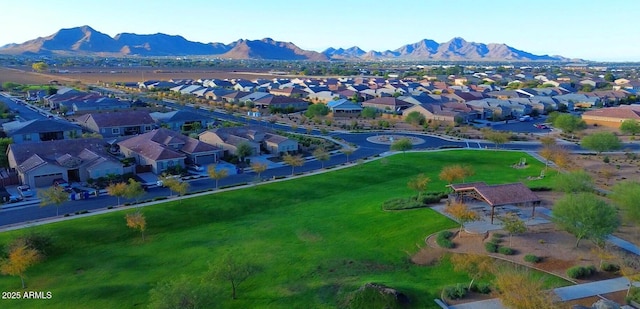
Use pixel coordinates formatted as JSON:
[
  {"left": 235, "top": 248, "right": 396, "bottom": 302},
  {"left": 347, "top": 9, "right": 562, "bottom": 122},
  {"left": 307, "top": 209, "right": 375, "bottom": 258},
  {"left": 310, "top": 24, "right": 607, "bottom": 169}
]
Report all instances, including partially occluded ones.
[
  {"left": 8, "top": 195, "right": 22, "bottom": 203},
  {"left": 534, "top": 123, "right": 549, "bottom": 129},
  {"left": 17, "top": 185, "right": 34, "bottom": 198},
  {"left": 156, "top": 175, "right": 182, "bottom": 187}
]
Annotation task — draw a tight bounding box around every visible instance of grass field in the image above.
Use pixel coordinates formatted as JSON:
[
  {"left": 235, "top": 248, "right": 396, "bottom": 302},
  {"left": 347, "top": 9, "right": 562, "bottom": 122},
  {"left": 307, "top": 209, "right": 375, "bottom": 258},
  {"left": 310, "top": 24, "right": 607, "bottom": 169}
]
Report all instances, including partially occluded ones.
[{"left": 0, "top": 150, "right": 560, "bottom": 308}]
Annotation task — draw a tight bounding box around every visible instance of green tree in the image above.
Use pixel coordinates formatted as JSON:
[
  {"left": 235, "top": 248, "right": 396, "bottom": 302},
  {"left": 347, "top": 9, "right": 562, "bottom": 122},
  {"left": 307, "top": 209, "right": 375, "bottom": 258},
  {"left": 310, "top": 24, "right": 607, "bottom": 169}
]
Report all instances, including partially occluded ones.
[
  {"left": 0, "top": 137, "right": 12, "bottom": 167},
  {"left": 209, "top": 254, "right": 257, "bottom": 300},
  {"left": 106, "top": 182, "right": 128, "bottom": 206},
  {"left": 581, "top": 132, "right": 622, "bottom": 154},
  {"left": 148, "top": 276, "right": 213, "bottom": 309},
  {"left": 236, "top": 142, "right": 254, "bottom": 164},
  {"left": 38, "top": 186, "right": 69, "bottom": 216},
  {"left": 0, "top": 238, "right": 42, "bottom": 289},
  {"left": 552, "top": 114, "right": 586, "bottom": 135},
  {"left": 553, "top": 170, "right": 593, "bottom": 193},
  {"left": 502, "top": 213, "right": 527, "bottom": 246},
  {"left": 312, "top": 147, "right": 330, "bottom": 168},
  {"left": 610, "top": 180, "right": 640, "bottom": 225},
  {"left": 445, "top": 201, "right": 479, "bottom": 237},
  {"left": 341, "top": 147, "right": 355, "bottom": 163},
  {"left": 305, "top": 103, "right": 329, "bottom": 118},
  {"left": 494, "top": 268, "right": 557, "bottom": 309},
  {"left": 250, "top": 162, "right": 267, "bottom": 179},
  {"left": 553, "top": 192, "right": 619, "bottom": 247},
  {"left": 360, "top": 107, "right": 378, "bottom": 119},
  {"left": 405, "top": 111, "right": 426, "bottom": 128},
  {"left": 125, "top": 211, "right": 146, "bottom": 241},
  {"left": 482, "top": 129, "right": 511, "bottom": 149},
  {"left": 620, "top": 119, "right": 640, "bottom": 135},
  {"left": 407, "top": 173, "right": 430, "bottom": 200},
  {"left": 124, "top": 178, "right": 145, "bottom": 203},
  {"left": 283, "top": 153, "right": 304, "bottom": 175},
  {"left": 604, "top": 73, "right": 615, "bottom": 82},
  {"left": 207, "top": 165, "right": 228, "bottom": 189},
  {"left": 31, "top": 62, "right": 48, "bottom": 73},
  {"left": 390, "top": 137, "right": 413, "bottom": 153}
]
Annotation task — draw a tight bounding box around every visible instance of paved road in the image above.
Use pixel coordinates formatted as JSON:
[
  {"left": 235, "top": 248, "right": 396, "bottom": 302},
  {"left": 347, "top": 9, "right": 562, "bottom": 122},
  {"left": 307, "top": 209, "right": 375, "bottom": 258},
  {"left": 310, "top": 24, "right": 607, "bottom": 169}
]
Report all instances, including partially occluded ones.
[{"left": 0, "top": 93, "right": 49, "bottom": 121}]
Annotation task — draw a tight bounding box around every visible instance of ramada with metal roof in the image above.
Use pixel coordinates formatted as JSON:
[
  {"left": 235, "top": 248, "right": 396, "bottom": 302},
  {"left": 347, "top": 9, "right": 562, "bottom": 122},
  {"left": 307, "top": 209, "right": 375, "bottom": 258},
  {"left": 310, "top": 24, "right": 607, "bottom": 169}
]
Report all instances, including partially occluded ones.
[{"left": 448, "top": 182, "right": 541, "bottom": 224}]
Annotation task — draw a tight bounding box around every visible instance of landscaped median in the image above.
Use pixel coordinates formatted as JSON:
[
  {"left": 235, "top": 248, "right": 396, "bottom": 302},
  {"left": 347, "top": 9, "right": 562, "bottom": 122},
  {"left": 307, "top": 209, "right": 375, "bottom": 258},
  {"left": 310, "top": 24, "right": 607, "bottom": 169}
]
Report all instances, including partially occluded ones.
[{"left": 0, "top": 150, "right": 557, "bottom": 309}]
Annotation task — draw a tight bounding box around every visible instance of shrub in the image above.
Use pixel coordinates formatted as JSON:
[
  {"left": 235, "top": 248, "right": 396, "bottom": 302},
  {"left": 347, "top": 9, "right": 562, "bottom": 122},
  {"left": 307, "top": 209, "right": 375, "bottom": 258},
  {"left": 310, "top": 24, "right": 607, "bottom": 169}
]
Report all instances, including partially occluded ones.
[
  {"left": 470, "top": 282, "right": 491, "bottom": 294},
  {"left": 382, "top": 197, "right": 424, "bottom": 210},
  {"left": 418, "top": 191, "right": 448, "bottom": 204},
  {"left": 442, "top": 284, "right": 467, "bottom": 300},
  {"left": 498, "top": 247, "right": 514, "bottom": 255},
  {"left": 567, "top": 265, "right": 597, "bottom": 279},
  {"left": 436, "top": 230, "right": 455, "bottom": 249},
  {"left": 485, "top": 242, "right": 498, "bottom": 253},
  {"left": 524, "top": 254, "right": 542, "bottom": 263},
  {"left": 437, "top": 238, "right": 454, "bottom": 249},
  {"left": 601, "top": 262, "right": 620, "bottom": 272}
]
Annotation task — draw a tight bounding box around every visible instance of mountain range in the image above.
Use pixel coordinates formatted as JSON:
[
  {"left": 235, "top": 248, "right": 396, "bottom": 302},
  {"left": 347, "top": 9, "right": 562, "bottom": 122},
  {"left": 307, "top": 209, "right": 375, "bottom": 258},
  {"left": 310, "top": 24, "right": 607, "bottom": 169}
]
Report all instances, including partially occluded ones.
[{"left": 0, "top": 25, "right": 571, "bottom": 61}]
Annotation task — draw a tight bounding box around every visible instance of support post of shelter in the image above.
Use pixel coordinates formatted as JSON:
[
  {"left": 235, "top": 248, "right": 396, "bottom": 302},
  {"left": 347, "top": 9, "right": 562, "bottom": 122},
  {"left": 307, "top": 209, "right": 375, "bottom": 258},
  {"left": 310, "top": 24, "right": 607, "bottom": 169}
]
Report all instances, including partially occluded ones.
[{"left": 491, "top": 206, "right": 495, "bottom": 224}]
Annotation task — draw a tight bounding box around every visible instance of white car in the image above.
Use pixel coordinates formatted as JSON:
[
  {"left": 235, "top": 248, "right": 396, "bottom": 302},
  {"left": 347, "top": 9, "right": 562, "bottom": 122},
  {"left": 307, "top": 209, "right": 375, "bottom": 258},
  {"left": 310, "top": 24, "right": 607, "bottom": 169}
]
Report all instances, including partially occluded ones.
[{"left": 17, "top": 185, "right": 34, "bottom": 198}]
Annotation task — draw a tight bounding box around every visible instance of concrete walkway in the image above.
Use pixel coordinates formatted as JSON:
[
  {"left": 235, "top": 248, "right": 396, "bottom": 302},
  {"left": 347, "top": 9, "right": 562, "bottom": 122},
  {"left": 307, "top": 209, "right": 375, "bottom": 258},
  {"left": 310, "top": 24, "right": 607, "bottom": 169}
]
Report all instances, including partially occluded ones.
[
  {"left": 554, "top": 277, "right": 638, "bottom": 301},
  {"left": 448, "top": 299, "right": 505, "bottom": 309},
  {"left": 445, "top": 277, "right": 638, "bottom": 308}
]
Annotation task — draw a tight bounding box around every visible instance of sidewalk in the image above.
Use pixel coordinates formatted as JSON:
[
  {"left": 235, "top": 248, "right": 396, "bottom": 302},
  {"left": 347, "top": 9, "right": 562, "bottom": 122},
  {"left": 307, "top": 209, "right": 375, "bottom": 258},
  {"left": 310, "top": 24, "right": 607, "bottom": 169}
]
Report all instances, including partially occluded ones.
[{"left": 446, "top": 277, "right": 638, "bottom": 309}]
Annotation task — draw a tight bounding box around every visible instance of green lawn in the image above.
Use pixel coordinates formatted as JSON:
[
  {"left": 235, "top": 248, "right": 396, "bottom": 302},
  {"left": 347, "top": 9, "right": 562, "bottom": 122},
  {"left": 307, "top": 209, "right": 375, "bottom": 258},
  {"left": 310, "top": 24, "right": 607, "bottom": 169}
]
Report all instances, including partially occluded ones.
[{"left": 0, "top": 150, "right": 560, "bottom": 308}]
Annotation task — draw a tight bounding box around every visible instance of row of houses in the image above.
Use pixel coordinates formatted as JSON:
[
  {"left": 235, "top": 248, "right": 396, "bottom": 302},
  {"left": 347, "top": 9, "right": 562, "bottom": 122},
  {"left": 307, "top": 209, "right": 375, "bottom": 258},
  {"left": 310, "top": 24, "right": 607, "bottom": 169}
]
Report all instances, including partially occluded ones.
[
  {"left": 7, "top": 125, "right": 298, "bottom": 188},
  {"left": 137, "top": 74, "right": 636, "bottom": 124},
  {"left": 1, "top": 109, "right": 213, "bottom": 143}
]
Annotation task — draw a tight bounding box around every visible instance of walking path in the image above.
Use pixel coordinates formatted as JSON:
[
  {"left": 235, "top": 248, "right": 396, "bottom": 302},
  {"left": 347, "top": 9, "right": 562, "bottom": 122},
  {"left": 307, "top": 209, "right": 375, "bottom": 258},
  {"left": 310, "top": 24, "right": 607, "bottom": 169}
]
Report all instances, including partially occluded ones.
[{"left": 447, "top": 277, "right": 638, "bottom": 309}]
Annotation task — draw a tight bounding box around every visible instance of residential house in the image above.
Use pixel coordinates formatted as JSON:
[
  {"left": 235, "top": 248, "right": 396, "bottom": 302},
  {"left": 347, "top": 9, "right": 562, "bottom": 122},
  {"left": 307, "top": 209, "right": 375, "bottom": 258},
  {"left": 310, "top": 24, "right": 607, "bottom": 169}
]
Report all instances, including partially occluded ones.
[
  {"left": 361, "top": 97, "right": 412, "bottom": 114},
  {"left": 150, "top": 110, "right": 211, "bottom": 132},
  {"left": 199, "top": 125, "right": 297, "bottom": 156},
  {"left": 269, "top": 87, "right": 308, "bottom": 98},
  {"left": 326, "top": 99, "right": 363, "bottom": 116},
  {"left": 253, "top": 96, "right": 309, "bottom": 112},
  {"left": 221, "top": 91, "right": 251, "bottom": 104},
  {"left": 7, "top": 138, "right": 123, "bottom": 187},
  {"left": 118, "top": 128, "right": 222, "bottom": 174},
  {"left": 582, "top": 105, "right": 640, "bottom": 128},
  {"left": 264, "top": 133, "right": 299, "bottom": 154},
  {"left": 307, "top": 91, "right": 343, "bottom": 103},
  {"left": 233, "top": 80, "right": 256, "bottom": 92},
  {"left": 204, "top": 88, "right": 234, "bottom": 101},
  {"left": 402, "top": 103, "right": 474, "bottom": 123},
  {"left": 70, "top": 97, "right": 131, "bottom": 112},
  {"left": 3, "top": 119, "right": 82, "bottom": 144},
  {"left": 75, "top": 111, "right": 156, "bottom": 138}
]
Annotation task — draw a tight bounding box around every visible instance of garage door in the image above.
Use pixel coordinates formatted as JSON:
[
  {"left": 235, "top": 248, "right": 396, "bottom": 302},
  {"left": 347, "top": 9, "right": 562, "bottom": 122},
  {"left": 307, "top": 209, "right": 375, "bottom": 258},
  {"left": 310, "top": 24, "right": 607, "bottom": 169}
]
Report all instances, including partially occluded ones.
[
  {"left": 195, "top": 154, "right": 216, "bottom": 165},
  {"left": 34, "top": 173, "right": 64, "bottom": 187}
]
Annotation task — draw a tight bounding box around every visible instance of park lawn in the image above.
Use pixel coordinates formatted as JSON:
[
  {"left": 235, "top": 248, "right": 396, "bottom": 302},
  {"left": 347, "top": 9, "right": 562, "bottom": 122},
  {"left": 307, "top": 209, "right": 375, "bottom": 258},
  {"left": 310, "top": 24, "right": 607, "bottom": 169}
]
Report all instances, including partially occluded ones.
[{"left": 0, "top": 150, "right": 559, "bottom": 308}]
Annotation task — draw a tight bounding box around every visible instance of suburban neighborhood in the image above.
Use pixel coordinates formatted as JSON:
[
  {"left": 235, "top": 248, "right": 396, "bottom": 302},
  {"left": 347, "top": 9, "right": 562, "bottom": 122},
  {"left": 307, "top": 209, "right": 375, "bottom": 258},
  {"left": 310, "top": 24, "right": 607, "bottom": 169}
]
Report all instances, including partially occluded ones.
[{"left": 2, "top": 12, "right": 640, "bottom": 308}]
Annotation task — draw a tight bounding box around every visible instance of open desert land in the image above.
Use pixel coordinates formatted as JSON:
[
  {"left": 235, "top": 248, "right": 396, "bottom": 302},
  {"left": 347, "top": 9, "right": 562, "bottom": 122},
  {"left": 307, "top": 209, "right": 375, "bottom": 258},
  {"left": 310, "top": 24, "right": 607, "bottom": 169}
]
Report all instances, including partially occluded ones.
[{"left": 0, "top": 65, "right": 287, "bottom": 85}]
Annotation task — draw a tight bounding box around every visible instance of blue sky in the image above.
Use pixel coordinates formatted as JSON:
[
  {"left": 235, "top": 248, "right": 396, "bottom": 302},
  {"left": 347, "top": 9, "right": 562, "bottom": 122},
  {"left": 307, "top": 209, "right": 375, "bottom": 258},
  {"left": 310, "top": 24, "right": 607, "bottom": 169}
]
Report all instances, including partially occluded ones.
[{"left": 2, "top": 0, "right": 639, "bottom": 61}]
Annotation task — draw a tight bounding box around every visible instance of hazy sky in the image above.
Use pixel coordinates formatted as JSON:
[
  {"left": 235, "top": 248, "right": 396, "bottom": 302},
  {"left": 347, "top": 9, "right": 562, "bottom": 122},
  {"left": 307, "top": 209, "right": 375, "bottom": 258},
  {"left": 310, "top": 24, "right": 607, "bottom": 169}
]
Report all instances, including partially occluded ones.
[{"left": 2, "top": 0, "right": 639, "bottom": 61}]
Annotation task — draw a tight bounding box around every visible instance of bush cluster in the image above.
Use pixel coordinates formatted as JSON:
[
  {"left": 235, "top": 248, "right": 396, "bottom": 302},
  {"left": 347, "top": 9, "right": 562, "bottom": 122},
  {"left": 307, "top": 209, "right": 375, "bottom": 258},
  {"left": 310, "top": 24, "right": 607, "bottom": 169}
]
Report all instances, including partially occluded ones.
[
  {"left": 600, "top": 262, "right": 620, "bottom": 272},
  {"left": 436, "top": 231, "right": 455, "bottom": 249},
  {"left": 498, "top": 247, "right": 514, "bottom": 255},
  {"left": 524, "top": 254, "right": 542, "bottom": 263},
  {"left": 470, "top": 282, "right": 491, "bottom": 294},
  {"left": 484, "top": 242, "right": 498, "bottom": 253},
  {"left": 418, "top": 192, "right": 448, "bottom": 204},
  {"left": 442, "top": 284, "right": 466, "bottom": 300},
  {"left": 567, "top": 265, "right": 597, "bottom": 279},
  {"left": 382, "top": 198, "right": 424, "bottom": 211}
]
